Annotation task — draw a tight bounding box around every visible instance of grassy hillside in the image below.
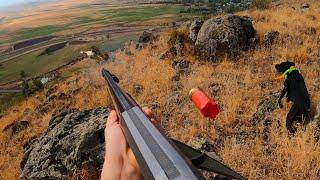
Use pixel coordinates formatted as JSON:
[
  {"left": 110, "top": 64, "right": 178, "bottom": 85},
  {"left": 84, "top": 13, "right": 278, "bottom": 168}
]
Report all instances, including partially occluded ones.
[{"left": 1, "top": 1, "right": 320, "bottom": 179}]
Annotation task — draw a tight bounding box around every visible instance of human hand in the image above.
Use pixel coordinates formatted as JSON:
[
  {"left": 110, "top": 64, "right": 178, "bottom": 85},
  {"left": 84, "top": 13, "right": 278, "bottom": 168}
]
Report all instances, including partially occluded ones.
[{"left": 101, "top": 107, "right": 157, "bottom": 180}]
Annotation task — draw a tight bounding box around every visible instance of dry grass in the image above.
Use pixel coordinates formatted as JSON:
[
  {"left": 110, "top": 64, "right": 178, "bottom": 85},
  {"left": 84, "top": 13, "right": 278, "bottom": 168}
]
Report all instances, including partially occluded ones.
[{"left": 1, "top": 0, "right": 320, "bottom": 179}]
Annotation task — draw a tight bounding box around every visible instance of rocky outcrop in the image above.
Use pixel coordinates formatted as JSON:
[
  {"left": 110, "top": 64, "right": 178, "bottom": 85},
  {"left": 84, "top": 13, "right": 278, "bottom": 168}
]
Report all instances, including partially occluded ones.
[
  {"left": 314, "top": 103, "right": 320, "bottom": 121},
  {"left": 171, "top": 59, "right": 191, "bottom": 76},
  {"left": 195, "top": 15, "right": 255, "bottom": 61},
  {"left": 20, "top": 108, "right": 110, "bottom": 179},
  {"left": 252, "top": 92, "right": 279, "bottom": 126},
  {"left": 3, "top": 120, "right": 30, "bottom": 137},
  {"left": 189, "top": 20, "right": 203, "bottom": 42},
  {"left": 264, "top": 31, "right": 279, "bottom": 46}
]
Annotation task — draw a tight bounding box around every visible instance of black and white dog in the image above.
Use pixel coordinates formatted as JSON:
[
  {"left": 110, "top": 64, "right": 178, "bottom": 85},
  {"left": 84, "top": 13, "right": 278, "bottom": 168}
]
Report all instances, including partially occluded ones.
[{"left": 275, "top": 61, "right": 310, "bottom": 134}]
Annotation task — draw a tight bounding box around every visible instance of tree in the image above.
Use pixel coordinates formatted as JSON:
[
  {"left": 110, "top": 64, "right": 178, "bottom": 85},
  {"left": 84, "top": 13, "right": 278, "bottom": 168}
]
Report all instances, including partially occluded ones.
[
  {"left": 20, "top": 70, "right": 30, "bottom": 96},
  {"left": 91, "top": 46, "right": 101, "bottom": 56},
  {"left": 33, "top": 79, "right": 44, "bottom": 91}
]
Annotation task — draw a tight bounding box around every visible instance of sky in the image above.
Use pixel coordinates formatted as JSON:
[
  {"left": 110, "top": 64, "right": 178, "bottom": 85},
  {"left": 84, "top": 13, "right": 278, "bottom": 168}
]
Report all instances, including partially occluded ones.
[{"left": 0, "top": 0, "right": 45, "bottom": 8}]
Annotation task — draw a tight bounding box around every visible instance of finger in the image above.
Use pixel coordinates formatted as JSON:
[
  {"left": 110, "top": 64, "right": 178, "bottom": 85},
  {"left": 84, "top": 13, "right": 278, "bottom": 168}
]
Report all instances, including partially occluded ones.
[
  {"left": 106, "top": 110, "right": 118, "bottom": 127},
  {"left": 142, "top": 107, "right": 154, "bottom": 119}
]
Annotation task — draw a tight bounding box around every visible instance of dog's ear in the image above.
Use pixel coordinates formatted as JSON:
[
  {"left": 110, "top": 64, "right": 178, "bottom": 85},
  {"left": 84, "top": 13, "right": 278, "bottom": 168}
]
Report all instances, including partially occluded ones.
[{"left": 275, "top": 64, "right": 282, "bottom": 72}]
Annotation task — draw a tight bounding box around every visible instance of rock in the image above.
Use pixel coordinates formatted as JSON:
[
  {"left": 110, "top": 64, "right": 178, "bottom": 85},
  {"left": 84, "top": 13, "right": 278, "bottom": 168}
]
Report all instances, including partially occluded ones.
[
  {"left": 20, "top": 108, "right": 110, "bottom": 179},
  {"left": 314, "top": 103, "right": 320, "bottom": 121},
  {"left": 182, "top": 119, "right": 192, "bottom": 128},
  {"left": 125, "top": 50, "right": 134, "bottom": 56},
  {"left": 195, "top": 15, "right": 255, "bottom": 61},
  {"left": 264, "top": 31, "right": 279, "bottom": 46},
  {"left": 147, "top": 102, "right": 160, "bottom": 110},
  {"left": 167, "top": 92, "right": 182, "bottom": 106},
  {"left": 138, "top": 31, "right": 153, "bottom": 44},
  {"left": 313, "top": 78, "right": 320, "bottom": 91},
  {"left": 133, "top": 84, "right": 143, "bottom": 95},
  {"left": 135, "top": 43, "right": 143, "bottom": 49},
  {"left": 172, "top": 59, "right": 191, "bottom": 76},
  {"left": 3, "top": 120, "right": 30, "bottom": 137},
  {"left": 101, "top": 52, "right": 109, "bottom": 61},
  {"left": 252, "top": 92, "right": 279, "bottom": 125},
  {"left": 301, "top": 3, "right": 310, "bottom": 9},
  {"left": 187, "top": 136, "right": 214, "bottom": 152},
  {"left": 160, "top": 46, "right": 177, "bottom": 60},
  {"left": 249, "top": 37, "right": 258, "bottom": 50},
  {"left": 208, "top": 83, "right": 224, "bottom": 96},
  {"left": 189, "top": 20, "right": 203, "bottom": 42}
]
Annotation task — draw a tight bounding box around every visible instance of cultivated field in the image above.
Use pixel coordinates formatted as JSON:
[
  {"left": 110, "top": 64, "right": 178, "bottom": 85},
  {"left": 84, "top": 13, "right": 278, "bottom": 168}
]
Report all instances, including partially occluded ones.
[{"left": 0, "top": 0, "right": 192, "bottom": 85}]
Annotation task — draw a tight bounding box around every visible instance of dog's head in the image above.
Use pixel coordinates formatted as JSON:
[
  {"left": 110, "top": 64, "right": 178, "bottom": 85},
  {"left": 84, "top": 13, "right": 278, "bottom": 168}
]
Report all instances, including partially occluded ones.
[{"left": 275, "top": 61, "right": 295, "bottom": 73}]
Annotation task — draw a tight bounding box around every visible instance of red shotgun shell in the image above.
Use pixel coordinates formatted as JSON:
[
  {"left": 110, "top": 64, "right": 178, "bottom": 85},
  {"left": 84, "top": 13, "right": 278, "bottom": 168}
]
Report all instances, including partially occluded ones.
[{"left": 189, "top": 88, "right": 219, "bottom": 119}]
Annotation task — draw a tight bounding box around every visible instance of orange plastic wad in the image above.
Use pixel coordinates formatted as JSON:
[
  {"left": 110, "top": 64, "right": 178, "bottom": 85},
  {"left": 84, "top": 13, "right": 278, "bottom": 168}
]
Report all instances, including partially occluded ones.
[{"left": 189, "top": 88, "right": 219, "bottom": 119}]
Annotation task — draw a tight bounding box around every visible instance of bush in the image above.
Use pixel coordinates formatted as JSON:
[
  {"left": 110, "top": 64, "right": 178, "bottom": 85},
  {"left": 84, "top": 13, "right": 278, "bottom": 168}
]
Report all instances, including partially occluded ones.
[
  {"left": 33, "top": 79, "right": 44, "bottom": 91},
  {"left": 252, "top": 0, "right": 272, "bottom": 9}
]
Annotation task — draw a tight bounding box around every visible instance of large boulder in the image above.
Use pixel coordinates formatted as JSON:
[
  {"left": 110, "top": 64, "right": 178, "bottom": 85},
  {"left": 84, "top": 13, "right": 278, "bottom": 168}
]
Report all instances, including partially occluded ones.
[
  {"left": 195, "top": 15, "right": 255, "bottom": 61},
  {"left": 189, "top": 20, "right": 203, "bottom": 42},
  {"left": 20, "top": 108, "right": 110, "bottom": 179}
]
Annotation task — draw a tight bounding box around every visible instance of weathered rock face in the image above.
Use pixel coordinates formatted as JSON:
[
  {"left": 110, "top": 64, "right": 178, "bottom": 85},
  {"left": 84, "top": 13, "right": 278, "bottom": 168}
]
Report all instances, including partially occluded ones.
[
  {"left": 264, "top": 31, "right": 279, "bottom": 46},
  {"left": 3, "top": 120, "right": 30, "bottom": 137},
  {"left": 189, "top": 20, "right": 203, "bottom": 42},
  {"left": 252, "top": 92, "right": 279, "bottom": 126},
  {"left": 20, "top": 108, "right": 110, "bottom": 179},
  {"left": 314, "top": 103, "right": 320, "bottom": 121},
  {"left": 171, "top": 59, "right": 191, "bottom": 76},
  {"left": 195, "top": 15, "right": 255, "bottom": 61}
]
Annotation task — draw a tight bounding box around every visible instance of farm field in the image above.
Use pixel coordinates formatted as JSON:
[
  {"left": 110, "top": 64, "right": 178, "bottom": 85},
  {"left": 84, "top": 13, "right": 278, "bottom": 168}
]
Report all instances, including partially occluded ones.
[{"left": 0, "top": 1, "right": 192, "bottom": 85}]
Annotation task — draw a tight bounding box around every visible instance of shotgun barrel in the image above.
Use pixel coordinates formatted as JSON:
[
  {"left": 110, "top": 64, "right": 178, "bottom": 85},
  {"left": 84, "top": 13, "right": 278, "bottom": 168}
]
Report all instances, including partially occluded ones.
[{"left": 102, "top": 68, "right": 204, "bottom": 180}]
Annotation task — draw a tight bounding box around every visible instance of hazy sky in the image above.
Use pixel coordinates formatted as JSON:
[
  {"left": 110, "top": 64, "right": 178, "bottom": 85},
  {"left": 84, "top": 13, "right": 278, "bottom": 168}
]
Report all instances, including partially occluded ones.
[{"left": 0, "top": 0, "right": 39, "bottom": 8}]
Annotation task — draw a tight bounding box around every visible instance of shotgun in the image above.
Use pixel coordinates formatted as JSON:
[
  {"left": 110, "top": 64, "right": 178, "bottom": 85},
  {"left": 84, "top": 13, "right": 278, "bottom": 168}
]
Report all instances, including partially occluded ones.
[{"left": 102, "top": 68, "right": 245, "bottom": 180}]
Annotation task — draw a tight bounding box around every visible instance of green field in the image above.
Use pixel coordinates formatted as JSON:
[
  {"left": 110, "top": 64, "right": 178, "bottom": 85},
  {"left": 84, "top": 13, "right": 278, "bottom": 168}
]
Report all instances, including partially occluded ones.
[
  {"left": 0, "top": 32, "right": 139, "bottom": 84},
  {"left": 0, "top": 43, "right": 94, "bottom": 84},
  {"left": 0, "top": 4, "right": 189, "bottom": 84},
  {"left": 11, "top": 25, "right": 65, "bottom": 42},
  {"left": 1, "top": 5, "right": 186, "bottom": 45}
]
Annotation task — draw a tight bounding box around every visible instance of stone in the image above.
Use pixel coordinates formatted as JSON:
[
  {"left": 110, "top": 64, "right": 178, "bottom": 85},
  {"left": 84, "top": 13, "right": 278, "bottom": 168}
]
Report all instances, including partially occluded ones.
[
  {"left": 314, "top": 103, "right": 320, "bottom": 121},
  {"left": 313, "top": 78, "right": 320, "bottom": 91},
  {"left": 264, "top": 31, "right": 279, "bottom": 46},
  {"left": 252, "top": 92, "right": 279, "bottom": 125},
  {"left": 133, "top": 84, "right": 143, "bottom": 95},
  {"left": 125, "top": 50, "right": 134, "bottom": 56},
  {"left": 187, "top": 136, "right": 214, "bottom": 152},
  {"left": 172, "top": 59, "right": 191, "bottom": 76},
  {"left": 167, "top": 92, "right": 182, "bottom": 106},
  {"left": 195, "top": 15, "right": 255, "bottom": 61},
  {"left": 301, "top": 3, "right": 310, "bottom": 9},
  {"left": 3, "top": 120, "right": 30, "bottom": 137},
  {"left": 20, "top": 108, "right": 110, "bottom": 179},
  {"left": 160, "top": 46, "right": 177, "bottom": 60},
  {"left": 249, "top": 37, "right": 258, "bottom": 50},
  {"left": 189, "top": 20, "right": 203, "bottom": 42}
]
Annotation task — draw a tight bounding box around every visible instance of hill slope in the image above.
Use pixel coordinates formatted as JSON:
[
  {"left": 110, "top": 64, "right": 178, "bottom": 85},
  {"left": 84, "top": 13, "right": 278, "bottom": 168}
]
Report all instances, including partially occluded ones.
[{"left": 1, "top": 0, "right": 320, "bottom": 179}]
